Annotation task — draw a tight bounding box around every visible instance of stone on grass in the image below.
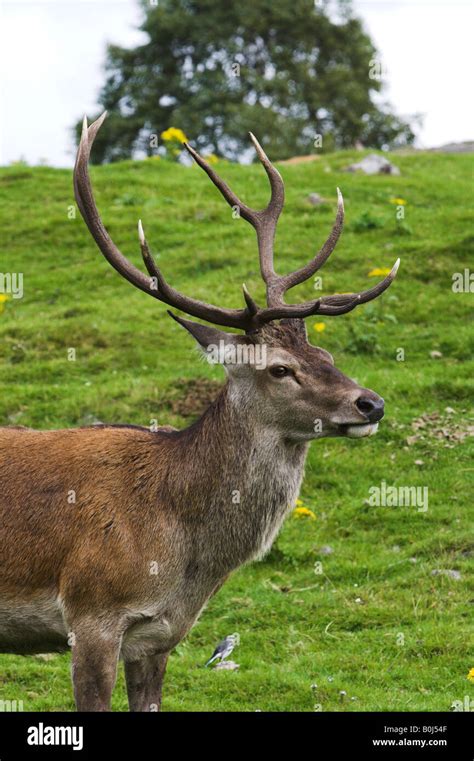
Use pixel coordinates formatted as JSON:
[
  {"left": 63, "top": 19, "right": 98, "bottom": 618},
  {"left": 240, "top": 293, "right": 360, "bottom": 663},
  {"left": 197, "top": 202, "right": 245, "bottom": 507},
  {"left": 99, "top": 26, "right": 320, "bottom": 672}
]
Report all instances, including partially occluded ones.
[
  {"left": 307, "top": 193, "right": 325, "bottom": 205},
  {"left": 213, "top": 660, "right": 240, "bottom": 671},
  {"left": 431, "top": 569, "right": 462, "bottom": 581},
  {"left": 345, "top": 154, "right": 400, "bottom": 176}
]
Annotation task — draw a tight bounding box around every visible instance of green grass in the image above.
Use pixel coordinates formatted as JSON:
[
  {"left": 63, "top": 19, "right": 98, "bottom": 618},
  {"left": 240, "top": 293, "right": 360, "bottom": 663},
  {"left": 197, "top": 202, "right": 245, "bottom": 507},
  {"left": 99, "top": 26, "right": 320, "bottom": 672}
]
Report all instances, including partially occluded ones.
[{"left": 0, "top": 149, "right": 473, "bottom": 712}]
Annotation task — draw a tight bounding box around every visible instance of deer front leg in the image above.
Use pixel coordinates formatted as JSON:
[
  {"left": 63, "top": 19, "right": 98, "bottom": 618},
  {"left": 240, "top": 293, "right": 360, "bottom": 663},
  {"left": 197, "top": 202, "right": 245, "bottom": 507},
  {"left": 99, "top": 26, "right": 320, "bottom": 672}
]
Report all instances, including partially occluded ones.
[
  {"left": 70, "top": 623, "right": 123, "bottom": 712},
  {"left": 124, "top": 652, "right": 170, "bottom": 712}
]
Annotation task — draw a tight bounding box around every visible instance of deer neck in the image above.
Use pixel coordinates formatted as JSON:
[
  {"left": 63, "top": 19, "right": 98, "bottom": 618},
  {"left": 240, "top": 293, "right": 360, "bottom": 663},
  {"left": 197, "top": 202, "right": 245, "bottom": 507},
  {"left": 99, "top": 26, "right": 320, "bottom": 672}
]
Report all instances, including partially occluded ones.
[{"left": 168, "top": 382, "right": 309, "bottom": 571}]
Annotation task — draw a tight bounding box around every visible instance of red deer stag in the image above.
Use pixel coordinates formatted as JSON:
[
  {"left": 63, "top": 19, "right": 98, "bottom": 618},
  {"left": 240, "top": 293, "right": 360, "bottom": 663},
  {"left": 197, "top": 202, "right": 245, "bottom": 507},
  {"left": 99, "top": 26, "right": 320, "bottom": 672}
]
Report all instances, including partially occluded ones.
[{"left": 0, "top": 113, "right": 399, "bottom": 711}]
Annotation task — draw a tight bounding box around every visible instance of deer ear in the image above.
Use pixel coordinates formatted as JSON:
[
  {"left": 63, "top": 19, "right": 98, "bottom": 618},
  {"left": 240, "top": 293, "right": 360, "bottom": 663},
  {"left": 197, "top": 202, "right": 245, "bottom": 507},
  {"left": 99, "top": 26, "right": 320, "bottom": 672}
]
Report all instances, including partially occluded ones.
[
  {"left": 314, "top": 346, "right": 334, "bottom": 365},
  {"left": 167, "top": 312, "right": 249, "bottom": 356}
]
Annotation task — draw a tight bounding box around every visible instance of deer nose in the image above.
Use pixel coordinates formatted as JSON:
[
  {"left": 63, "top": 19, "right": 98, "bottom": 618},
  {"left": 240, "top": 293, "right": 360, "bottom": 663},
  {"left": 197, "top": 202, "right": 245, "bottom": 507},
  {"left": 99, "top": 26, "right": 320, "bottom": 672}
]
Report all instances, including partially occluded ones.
[{"left": 356, "top": 395, "right": 385, "bottom": 423}]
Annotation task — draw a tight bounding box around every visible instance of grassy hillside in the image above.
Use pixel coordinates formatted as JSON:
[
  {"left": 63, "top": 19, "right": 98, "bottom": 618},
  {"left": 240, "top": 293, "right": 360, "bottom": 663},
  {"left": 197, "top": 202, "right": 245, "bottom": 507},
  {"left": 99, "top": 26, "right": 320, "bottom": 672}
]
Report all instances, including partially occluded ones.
[{"left": 0, "top": 149, "right": 472, "bottom": 712}]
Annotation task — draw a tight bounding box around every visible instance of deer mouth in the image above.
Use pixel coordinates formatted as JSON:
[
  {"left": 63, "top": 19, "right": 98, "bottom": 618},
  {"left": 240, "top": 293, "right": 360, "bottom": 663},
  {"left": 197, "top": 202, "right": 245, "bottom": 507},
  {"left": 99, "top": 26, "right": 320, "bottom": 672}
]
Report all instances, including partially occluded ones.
[{"left": 339, "top": 422, "right": 379, "bottom": 438}]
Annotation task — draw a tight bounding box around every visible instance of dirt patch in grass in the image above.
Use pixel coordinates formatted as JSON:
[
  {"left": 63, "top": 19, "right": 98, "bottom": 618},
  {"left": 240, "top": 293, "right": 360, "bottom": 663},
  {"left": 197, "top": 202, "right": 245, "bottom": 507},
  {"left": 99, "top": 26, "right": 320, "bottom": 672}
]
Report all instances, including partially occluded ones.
[
  {"left": 0, "top": 171, "right": 35, "bottom": 184},
  {"left": 405, "top": 409, "right": 474, "bottom": 449},
  {"left": 167, "top": 378, "right": 222, "bottom": 418}
]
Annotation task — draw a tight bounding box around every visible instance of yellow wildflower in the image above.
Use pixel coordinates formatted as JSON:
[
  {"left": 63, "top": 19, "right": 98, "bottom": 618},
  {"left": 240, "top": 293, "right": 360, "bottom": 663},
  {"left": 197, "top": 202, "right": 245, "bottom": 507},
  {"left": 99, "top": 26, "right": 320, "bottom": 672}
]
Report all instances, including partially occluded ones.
[
  {"left": 390, "top": 197, "right": 407, "bottom": 205},
  {"left": 368, "top": 267, "right": 391, "bottom": 277},
  {"left": 293, "top": 506, "right": 316, "bottom": 520},
  {"left": 295, "top": 498, "right": 304, "bottom": 507},
  {"left": 313, "top": 322, "right": 326, "bottom": 333},
  {"left": 0, "top": 294, "right": 9, "bottom": 314},
  {"left": 204, "top": 153, "right": 219, "bottom": 165},
  {"left": 467, "top": 668, "right": 474, "bottom": 682},
  {"left": 160, "top": 127, "right": 188, "bottom": 144}
]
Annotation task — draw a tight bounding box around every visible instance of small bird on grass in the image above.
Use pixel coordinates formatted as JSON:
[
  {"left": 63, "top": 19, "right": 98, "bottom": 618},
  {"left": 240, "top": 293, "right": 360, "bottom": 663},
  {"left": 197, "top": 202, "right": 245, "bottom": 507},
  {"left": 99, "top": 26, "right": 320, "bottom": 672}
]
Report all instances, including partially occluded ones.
[{"left": 205, "top": 633, "right": 240, "bottom": 667}]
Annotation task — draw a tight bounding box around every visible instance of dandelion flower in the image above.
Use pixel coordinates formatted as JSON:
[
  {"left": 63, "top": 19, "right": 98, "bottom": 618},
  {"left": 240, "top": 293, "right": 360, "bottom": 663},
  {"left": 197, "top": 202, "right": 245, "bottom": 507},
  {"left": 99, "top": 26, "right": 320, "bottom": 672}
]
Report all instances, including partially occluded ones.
[
  {"left": 314, "top": 322, "right": 326, "bottom": 333},
  {"left": 160, "top": 127, "right": 188, "bottom": 144},
  {"left": 0, "top": 294, "right": 9, "bottom": 314},
  {"left": 368, "top": 267, "right": 391, "bottom": 277},
  {"left": 390, "top": 197, "right": 407, "bottom": 205},
  {"left": 204, "top": 153, "right": 219, "bottom": 165},
  {"left": 294, "top": 506, "right": 316, "bottom": 520},
  {"left": 467, "top": 668, "right": 474, "bottom": 682}
]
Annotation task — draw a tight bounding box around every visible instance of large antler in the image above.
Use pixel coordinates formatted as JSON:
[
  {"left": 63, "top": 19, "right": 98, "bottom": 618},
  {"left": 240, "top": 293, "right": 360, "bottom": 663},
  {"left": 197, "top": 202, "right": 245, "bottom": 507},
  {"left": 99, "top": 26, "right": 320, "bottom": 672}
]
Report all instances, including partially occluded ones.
[{"left": 74, "top": 112, "right": 399, "bottom": 332}]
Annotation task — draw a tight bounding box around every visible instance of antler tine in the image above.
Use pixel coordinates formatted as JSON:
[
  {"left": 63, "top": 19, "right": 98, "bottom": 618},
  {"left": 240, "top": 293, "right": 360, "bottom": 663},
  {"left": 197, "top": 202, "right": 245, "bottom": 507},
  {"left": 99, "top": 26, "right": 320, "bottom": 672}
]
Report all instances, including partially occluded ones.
[
  {"left": 242, "top": 283, "right": 259, "bottom": 316},
  {"left": 182, "top": 141, "right": 255, "bottom": 225},
  {"left": 248, "top": 132, "right": 285, "bottom": 219},
  {"left": 74, "top": 112, "right": 154, "bottom": 296},
  {"left": 250, "top": 256, "right": 400, "bottom": 321},
  {"left": 276, "top": 188, "right": 345, "bottom": 299},
  {"left": 320, "top": 258, "right": 400, "bottom": 312},
  {"left": 183, "top": 133, "right": 284, "bottom": 290},
  {"left": 248, "top": 132, "right": 285, "bottom": 283},
  {"left": 137, "top": 219, "right": 250, "bottom": 325},
  {"left": 312, "top": 257, "right": 400, "bottom": 316}
]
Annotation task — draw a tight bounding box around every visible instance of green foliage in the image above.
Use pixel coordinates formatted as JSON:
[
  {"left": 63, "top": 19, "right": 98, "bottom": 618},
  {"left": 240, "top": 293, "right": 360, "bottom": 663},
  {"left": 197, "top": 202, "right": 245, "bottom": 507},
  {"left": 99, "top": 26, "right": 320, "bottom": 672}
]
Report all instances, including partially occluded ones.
[
  {"left": 0, "top": 150, "right": 472, "bottom": 711},
  {"left": 74, "top": 0, "right": 416, "bottom": 163},
  {"left": 352, "top": 210, "right": 385, "bottom": 231},
  {"left": 344, "top": 307, "right": 381, "bottom": 355},
  {"left": 394, "top": 219, "right": 413, "bottom": 236}
]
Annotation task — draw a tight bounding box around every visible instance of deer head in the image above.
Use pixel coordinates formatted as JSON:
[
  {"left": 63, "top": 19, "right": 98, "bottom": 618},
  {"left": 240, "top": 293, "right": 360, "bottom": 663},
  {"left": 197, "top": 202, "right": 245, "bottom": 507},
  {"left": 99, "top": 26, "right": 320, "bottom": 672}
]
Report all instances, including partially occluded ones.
[{"left": 74, "top": 113, "right": 399, "bottom": 442}]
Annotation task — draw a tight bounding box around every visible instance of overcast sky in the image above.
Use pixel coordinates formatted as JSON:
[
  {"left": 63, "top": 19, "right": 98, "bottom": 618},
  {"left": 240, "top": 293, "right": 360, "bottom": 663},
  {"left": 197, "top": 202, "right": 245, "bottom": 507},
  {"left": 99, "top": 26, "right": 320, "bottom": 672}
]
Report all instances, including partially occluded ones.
[{"left": 0, "top": 0, "right": 472, "bottom": 166}]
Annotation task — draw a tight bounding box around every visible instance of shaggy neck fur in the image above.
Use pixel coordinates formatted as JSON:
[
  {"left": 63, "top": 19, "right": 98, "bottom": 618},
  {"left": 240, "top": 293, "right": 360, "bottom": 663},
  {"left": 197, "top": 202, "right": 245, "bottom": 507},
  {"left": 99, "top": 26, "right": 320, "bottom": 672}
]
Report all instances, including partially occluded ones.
[{"left": 165, "top": 381, "right": 309, "bottom": 572}]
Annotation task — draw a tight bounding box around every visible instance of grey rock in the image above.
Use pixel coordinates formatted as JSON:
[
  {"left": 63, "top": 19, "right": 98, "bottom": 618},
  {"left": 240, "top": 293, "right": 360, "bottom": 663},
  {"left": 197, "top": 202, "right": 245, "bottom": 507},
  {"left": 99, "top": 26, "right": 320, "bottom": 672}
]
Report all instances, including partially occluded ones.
[
  {"left": 79, "top": 413, "right": 103, "bottom": 426},
  {"left": 319, "top": 545, "right": 334, "bottom": 556},
  {"left": 213, "top": 660, "right": 240, "bottom": 671},
  {"left": 345, "top": 153, "right": 400, "bottom": 176},
  {"left": 431, "top": 569, "right": 462, "bottom": 581}
]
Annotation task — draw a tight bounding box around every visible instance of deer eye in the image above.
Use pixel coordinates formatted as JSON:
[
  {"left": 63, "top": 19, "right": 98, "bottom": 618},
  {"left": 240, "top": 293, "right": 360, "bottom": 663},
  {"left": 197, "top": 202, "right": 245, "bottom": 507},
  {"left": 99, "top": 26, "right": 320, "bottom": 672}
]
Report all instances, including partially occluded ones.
[{"left": 270, "top": 365, "right": 290, "bottom": 378}]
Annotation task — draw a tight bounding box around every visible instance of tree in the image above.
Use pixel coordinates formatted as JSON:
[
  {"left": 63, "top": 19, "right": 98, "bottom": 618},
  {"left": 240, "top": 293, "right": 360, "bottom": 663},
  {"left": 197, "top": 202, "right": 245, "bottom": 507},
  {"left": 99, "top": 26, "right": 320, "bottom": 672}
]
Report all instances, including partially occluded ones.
[{"left": 76, "top": 0, "right": 415, "bottom": 163}]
